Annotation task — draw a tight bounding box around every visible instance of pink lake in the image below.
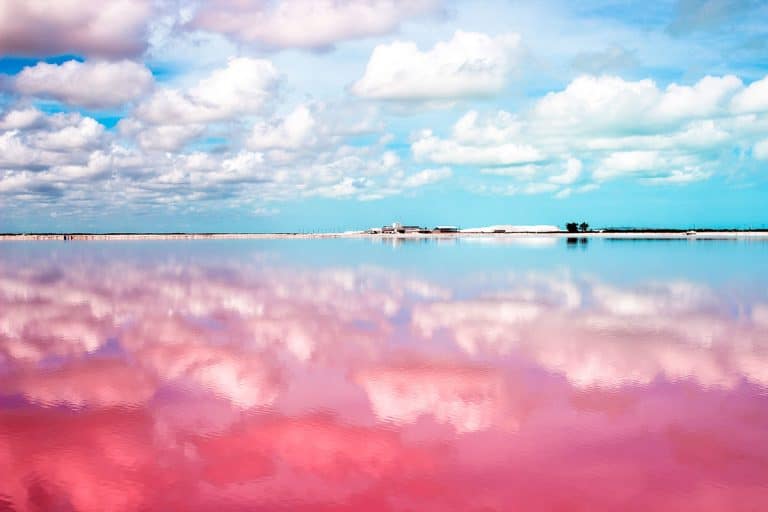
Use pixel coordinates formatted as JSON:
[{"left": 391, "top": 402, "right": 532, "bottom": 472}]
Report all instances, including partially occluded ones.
[{"left": 1, "top": 238, "right": 767, "bottom": 511}]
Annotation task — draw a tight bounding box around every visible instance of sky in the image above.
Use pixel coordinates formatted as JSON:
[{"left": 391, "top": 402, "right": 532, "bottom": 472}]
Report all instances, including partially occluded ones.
[{"left": 0, "top": 0, "right": 767, "bottom": 232}]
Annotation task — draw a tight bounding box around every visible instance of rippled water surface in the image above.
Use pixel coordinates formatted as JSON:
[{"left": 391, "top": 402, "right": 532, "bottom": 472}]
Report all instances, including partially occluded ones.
[{"left": 1, "top": 238, "right": 767, "bottom": 511}]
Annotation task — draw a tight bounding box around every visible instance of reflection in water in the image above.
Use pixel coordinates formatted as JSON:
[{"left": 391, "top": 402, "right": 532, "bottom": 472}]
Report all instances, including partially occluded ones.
[{"left": 1, "top": 241, "right": 767, "bottom": 511}]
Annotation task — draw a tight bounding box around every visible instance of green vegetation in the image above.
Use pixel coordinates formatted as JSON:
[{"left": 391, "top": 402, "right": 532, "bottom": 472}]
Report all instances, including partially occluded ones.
[{"left": 566, "top": 222, "right": 590, "bottom": 233}]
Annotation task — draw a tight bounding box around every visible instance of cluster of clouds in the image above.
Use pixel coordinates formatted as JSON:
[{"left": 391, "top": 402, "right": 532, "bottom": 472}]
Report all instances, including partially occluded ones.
[
  {"left": 0, "top": 54, "right": 452, "bottom": 213},
  {"left": 412, "top": 73, "right": 768, "bottom": 197},
  {"left": 2, "top": 0, "right": 768, "bottom": 219},
  {"left": 0, "top": 0, "right": 441, "bottom": 57},
  {"left": 352, "top": 30, "right": 521, "bottom": 100},
  {"left": 189, "top": 0, "right": 441, "bottom": 50}
]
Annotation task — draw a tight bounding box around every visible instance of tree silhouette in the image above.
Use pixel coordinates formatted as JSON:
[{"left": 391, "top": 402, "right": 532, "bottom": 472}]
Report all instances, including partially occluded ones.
[
  {"left": 579, "top": 222, "right": 589, "bottom": 232},
  {"left": 566, "top": 222, "right": 579, "bottom": 233}
]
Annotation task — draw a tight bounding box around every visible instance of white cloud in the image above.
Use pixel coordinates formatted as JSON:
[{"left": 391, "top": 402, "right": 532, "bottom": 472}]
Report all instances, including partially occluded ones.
[
  {"left": 0, "top": 0, "right": 151, "bottom": 58},
  {"left": 533, "top": 75, "right": 660, "bottom": 131},
  {"left": 189, "top": 0, "right": 440, "bottom": 50},
  {"left": 413, "top": 129, "right": 544, "bottom": 165},
  {"left": 411, "top": 110, "right": 543, "bottom": 166},
  {"left": 0, "top": 112, "right": 149, "bottom": 203},
  {"left": 548, "top": 158, "right": 582, "bottom": 185},
  {"left": 0, "top": 112, "right": 106, "bottom": 170},
  {"left": 644, "top": 168, "right": 712, "bottom": 184},
  {"left": 403, "top": 167, "right": 452, "bottom": 187},
  {"left": 594, "top": 150, "right": 664, "bottom": 180},
  {"left": 731, "top": 76, "right": 768, "bottom": 114},
  {"left": 411, "top": 72, "right": 768, "bottom": 191},
  {"left": 245, "top": 102, "right": 387, "bottom": 166},
  {"left": 32, "top": 117, "right": 105, "bottom": 151},
  {"left": 523, "top": 182, "right": 558, "bottom": 194},
  {"left": 248, "top": 104, "right": 320, "bottom": 151},
  {"left": 134, "top": 57, "right": 279, "bottom": 125},
  {"left": 533, "top": 74, "right": 742, "bottom": 132},
  {"left": 479, "top": 164, "right": 539, "bottom": 178},
  {"left": 585, "top": 119, "right": 731, "bottom": 151},
  {"left": 0, "top": 108, "right": 44, "bottom": 130},
  {"left": 137, "top": 124, "right": 206, "bottom": 152},
  {"left": 15, "top": 60, "right": 153, "bottom": 108},
  {"left": 452, "top": 110, "right": 522, "bottom": 144},
  {"left": 593, "top": 150, "right": 706, "bottom": 182},
  {"left": 655, "top": 75, "right": 742, "bottom": 122},
  {"left": 118, "top": 57, "right": 279, "bottom": 151},
  {"left": 352, "top": 31, "right": 520, "bottom": 100}
]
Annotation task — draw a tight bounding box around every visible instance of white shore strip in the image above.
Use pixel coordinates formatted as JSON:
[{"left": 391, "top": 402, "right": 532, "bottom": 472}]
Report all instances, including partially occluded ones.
[{"left": 2, "top": 231, "right": 768, "bottom": 241}]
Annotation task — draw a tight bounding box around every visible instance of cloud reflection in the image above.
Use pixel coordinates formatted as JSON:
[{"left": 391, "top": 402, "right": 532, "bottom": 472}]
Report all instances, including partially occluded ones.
[{"left": 0, "top": 247, "right": 767, "bottom": 510}]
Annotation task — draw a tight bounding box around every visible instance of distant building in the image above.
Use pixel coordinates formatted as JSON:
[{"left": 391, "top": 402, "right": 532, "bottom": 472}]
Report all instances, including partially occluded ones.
[
  {"left": 367, "top": 222, "right": 444, "bottom": 234},
  {"left": 368, "top": 222, "right": 429, "bottom": 234}
]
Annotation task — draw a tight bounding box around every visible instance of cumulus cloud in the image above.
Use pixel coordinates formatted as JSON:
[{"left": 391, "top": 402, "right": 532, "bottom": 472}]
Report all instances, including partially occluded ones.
[
  {"left": 248, "top": 104, "right": 322, "bottom": 151},
  {"left": 6, "top": 66, "right": 768, "bottom": 216},
  {"left": 0, "top": 108, "right": 45, "bottom": 130},
  {"left": 117, "top": 57, "right": 279, "bottom": 151},
  {"left": 731, "top": 75, "right": 768, "bottom": 113},
  {"left": 412, "top": 110, "right": 543, "bottom": 166},
  {"left": 133, "top": 123, "right": 206, "bottom": 152},
  {"left": 411, "top": 72, "right": 768, "bottom": 193},
  {"left": 352, "top": 31, "right": 520, "bottom": 100},
  {"left": 134, "top": 57, "right": 279, "bottom": 125},
  {"left": 594, "top": 151, "right": 684, "bottom": 181},
  {"left": 548, "top": 158, "right": 582, "bottom": 185},
  {"left": 0, "top": 102, "right": 412, "bottom": 212},
  {"left": 0, "top": 112, "right": 105, "bottom": 170},
  {"left": 413, "top": 130, "right": 543, "bottom": 165},
  {"left": 402, "top": 167, "right": 452, "bottom": 187},
  {"left": 189, "top": 0, "right": 440, "bottom": 50},
  {"left": 246, "top": 101, "right": 383, "bottom": 157},
  {"left": 533, "top": 74, "right": 742, "bottom": 131},
  {"left": 14, "top": 60, "right": 154, "bottom": 108},
  {"left": 0, "top": 0, "right": 152, "bottom": 58}
]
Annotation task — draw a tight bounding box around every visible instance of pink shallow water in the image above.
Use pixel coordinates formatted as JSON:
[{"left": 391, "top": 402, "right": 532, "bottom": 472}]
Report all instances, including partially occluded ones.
[{"left": 1, "top": 241, "right": 767, "bottom": 511}]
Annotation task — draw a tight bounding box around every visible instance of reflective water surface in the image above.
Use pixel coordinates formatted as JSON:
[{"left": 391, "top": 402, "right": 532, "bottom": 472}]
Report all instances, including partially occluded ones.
[{"left": 1, "top": 238, "right": 767, "bottom": 511}]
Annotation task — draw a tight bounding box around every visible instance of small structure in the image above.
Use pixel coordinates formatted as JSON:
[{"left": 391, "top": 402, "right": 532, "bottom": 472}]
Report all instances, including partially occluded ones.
[
  {"left": 370, "top": 222, "right": 429, "bottom": 234},
  {"left": 367, "top": 222, "right": 441, "bottom": 234}
]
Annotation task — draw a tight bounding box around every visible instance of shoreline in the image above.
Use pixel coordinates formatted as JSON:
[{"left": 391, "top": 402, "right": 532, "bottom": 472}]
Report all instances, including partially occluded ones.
[{"left": 3, "top": 231, "right": 768, "bottom": 241}]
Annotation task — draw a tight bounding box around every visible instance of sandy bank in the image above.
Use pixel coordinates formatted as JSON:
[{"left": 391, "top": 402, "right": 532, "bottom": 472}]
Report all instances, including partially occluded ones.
[{"left": 3, "top": 231, "right": 768, "bottom": 241}]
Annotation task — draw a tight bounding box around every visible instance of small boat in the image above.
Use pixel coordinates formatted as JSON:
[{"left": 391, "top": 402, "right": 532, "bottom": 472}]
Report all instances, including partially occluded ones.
[{"left": 686, "top": 230, "right": 697, "bottom": 236}]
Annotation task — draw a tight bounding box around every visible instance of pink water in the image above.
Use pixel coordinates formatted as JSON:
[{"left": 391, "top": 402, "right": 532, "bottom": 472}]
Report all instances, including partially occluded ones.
[{"left": 1, "top": 240, "right": 767, "bottom": 511}]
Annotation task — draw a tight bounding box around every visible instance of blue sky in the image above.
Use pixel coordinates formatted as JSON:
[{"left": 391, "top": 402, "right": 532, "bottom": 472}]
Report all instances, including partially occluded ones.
[{"left": 1, "top": 0, "right": 767, "bottom": 232}]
